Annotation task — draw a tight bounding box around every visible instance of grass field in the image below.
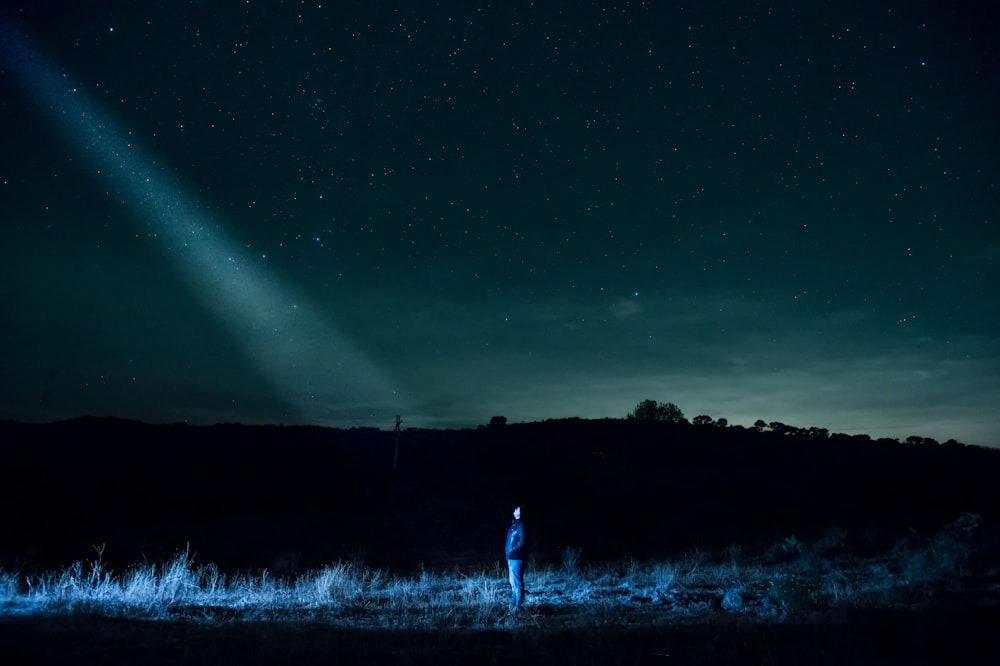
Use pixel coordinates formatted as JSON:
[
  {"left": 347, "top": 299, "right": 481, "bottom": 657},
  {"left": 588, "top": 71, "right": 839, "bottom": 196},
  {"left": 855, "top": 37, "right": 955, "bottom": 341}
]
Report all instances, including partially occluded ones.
[{"left": 2, "top": 518, "right": 998, "bottom": 664}]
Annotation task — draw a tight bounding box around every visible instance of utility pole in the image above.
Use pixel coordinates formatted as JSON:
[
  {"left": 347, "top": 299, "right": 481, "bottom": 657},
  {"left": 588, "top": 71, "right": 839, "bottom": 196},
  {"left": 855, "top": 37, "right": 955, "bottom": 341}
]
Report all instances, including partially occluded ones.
[{"left": 393, "top": 414, "right": 402, "bottom": 470}]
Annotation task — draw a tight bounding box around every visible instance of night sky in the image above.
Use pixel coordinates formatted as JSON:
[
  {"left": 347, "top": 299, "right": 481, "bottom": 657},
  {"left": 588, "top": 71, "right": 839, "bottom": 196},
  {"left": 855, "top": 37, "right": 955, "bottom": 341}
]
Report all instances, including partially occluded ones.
[{"left": 1, "top": 1, "right": 997, "bottom": 446}]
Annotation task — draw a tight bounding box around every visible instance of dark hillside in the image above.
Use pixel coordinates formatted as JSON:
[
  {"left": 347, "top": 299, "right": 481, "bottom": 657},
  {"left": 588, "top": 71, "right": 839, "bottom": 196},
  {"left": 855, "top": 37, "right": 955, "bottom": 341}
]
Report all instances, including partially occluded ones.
[{"left": 2, "top": 417, "right": 997, "bottom": 574}]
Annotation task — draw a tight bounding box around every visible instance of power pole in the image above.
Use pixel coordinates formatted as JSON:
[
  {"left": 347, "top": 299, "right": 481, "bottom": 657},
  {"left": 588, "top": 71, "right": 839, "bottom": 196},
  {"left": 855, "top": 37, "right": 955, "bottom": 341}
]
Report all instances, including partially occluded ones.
[{"left": 393, "top": 414, "right": 402, "bottom": 470}]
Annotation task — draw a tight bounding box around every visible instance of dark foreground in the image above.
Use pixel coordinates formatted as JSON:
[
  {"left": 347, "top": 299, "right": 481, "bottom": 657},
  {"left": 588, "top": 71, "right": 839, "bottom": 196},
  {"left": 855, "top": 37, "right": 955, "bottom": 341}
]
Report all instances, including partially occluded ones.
[{"left": 2, "top": 608, "right": 998, "bottom": 665}]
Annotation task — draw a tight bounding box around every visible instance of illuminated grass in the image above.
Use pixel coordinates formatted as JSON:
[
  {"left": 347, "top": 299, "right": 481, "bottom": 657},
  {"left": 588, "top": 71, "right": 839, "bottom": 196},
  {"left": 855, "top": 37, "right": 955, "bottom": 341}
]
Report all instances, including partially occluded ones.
[{"left": 1, "top": 521, "right": 993, "bottom": 629}]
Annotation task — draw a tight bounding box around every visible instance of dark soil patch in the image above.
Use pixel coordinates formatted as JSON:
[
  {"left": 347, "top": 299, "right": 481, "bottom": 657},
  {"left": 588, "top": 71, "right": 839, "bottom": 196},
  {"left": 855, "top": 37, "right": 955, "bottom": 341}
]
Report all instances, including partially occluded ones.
[{"left": 2, "top": 608, "right": 998, "bottom": 665}]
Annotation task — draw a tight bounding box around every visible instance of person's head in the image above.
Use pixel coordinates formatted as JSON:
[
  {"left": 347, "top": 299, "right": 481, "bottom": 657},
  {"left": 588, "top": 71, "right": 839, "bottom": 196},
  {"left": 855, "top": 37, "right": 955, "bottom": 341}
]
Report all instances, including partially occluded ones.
[{"left": 513, "top": 506, "right": 521, "bottom": 520}]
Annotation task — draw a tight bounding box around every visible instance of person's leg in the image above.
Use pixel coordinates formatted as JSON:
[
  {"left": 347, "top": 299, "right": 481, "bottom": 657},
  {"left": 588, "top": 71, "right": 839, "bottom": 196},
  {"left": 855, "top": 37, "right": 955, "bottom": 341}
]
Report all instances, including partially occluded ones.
[
  {"left": 507, "top": 559, "right": 515, "bottom": 603},
  {"left": 508, "top": 559, "right": 523, "bottom": 608}
]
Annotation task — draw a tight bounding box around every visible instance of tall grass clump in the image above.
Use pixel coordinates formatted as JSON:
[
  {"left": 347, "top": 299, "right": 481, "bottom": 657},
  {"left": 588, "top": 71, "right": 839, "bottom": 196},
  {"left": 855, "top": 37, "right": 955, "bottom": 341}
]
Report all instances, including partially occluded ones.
[
  {"left": 562, "top": 546, "right": 582, "bottom": 574},
  {"left": 296, "top": 561, "right": 357, "bottom": 606},
  {"left": 120, "top": 546, "right": 202, "bottom": 614},
  {"left": 0, "top": 569, "right": 19, "bottom": 602}
]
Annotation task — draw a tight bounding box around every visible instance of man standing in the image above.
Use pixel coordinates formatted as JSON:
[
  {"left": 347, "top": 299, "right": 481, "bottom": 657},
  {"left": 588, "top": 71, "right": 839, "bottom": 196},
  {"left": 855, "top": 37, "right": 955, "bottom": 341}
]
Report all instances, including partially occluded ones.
[{"left": 505, "top": 505, "right": 526, "bottom": 609}]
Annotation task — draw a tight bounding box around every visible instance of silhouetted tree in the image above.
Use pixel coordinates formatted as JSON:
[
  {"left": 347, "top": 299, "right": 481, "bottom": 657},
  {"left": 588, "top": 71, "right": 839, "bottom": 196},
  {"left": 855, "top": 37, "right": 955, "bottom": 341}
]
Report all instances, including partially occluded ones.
[
  {"left": 753, "top": 420, "right": 767, "bottom": 432},
  {"left": 692, "top": 415, "right": 712, "bottom": 426},
  {"left": 715, "top": 418, "right": 728, "bottom": 428},
  {"left": 627, "top": 399, "right": 684, "bottom": 423},
  {"left": 769, "top": 421, "right": 790, "bottom": 435},
  {"left": 489, "top": 416, "right": 508, "bottom": 428}
]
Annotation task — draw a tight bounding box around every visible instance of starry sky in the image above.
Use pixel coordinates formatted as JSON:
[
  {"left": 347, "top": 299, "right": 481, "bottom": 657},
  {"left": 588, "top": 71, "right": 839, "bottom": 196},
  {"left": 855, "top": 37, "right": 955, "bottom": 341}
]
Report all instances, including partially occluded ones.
[{"left": 1, "top": 1, "right": 997, "bottom": 446}]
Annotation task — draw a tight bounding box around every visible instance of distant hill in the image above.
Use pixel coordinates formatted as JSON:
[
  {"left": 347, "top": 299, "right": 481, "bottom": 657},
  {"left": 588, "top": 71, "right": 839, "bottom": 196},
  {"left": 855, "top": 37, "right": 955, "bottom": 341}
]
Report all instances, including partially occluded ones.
[{"left": 2, "top": 417, "right": 998, "bottom": 574}]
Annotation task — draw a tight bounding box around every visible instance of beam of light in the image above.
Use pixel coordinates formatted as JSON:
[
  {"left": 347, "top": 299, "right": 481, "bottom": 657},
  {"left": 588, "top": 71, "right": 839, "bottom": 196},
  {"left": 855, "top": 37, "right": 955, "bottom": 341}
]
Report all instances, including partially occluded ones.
[{"left": 1, "top": 20, "right": 407, "bottom": 426}]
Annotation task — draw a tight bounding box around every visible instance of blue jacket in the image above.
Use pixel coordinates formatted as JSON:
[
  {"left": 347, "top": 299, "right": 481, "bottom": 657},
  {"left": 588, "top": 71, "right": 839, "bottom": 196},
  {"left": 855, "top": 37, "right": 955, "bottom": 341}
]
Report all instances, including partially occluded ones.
[{"left": 505, "top": 519, "right": 526, "bottom": 559}]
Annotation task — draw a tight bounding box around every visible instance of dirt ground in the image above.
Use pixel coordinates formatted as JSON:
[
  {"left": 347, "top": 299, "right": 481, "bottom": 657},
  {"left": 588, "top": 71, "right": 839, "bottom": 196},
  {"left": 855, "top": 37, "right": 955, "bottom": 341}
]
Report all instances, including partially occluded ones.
[{"left": 2, "top": 606, "right": 999, "bottom": 666}]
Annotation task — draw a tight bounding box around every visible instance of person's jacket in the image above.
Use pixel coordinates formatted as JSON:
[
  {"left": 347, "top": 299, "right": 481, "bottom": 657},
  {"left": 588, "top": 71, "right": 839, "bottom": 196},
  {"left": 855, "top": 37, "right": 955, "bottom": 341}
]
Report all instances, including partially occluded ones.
[{"left": 505, "top": 519, "right": 525, "bottom": 559}]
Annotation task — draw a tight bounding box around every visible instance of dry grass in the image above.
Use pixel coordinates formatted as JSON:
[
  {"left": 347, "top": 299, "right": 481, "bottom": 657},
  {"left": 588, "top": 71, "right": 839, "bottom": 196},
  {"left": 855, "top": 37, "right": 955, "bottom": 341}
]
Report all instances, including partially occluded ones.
[
  {"left": 1, "top": 519, "right": 994, "bottom": 630},
  {"left": 2, "top": 522, "right": 997, "bottom": 666}
]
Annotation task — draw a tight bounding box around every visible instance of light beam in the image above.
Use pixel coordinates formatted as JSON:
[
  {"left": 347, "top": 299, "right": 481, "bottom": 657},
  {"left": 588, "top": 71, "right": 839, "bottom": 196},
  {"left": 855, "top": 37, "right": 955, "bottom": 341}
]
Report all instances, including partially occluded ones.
[{"left": 1, "top": 20, "right": 407, "bottom": 426}]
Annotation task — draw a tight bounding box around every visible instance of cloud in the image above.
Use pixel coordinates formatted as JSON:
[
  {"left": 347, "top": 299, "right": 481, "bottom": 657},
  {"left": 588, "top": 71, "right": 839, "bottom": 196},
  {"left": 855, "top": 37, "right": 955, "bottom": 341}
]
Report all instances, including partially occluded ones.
[{"left": 609, "top": 299, "right": 641, "bottom": 318}]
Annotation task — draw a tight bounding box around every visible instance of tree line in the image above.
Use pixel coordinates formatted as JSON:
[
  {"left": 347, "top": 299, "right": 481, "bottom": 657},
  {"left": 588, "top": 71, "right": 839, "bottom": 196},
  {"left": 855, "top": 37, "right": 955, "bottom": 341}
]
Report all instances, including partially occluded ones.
[{"left": 625, "top": 398, "right": 966, "bottom": 448}]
